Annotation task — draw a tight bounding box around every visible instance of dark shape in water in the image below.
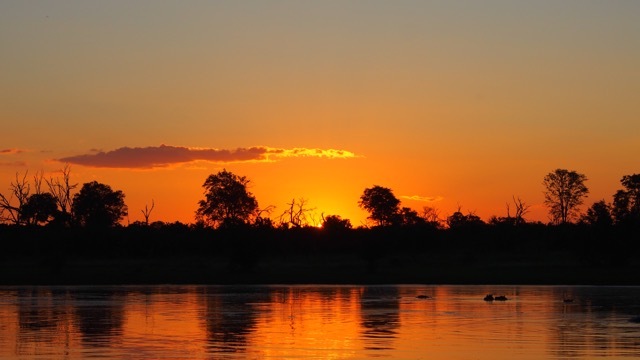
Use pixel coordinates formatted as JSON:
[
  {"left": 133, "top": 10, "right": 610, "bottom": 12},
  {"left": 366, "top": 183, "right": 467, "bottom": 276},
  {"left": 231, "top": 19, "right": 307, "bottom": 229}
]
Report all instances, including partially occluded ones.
[
  {"left": 563, "top": 298, "right": 574, "bottom": 303},
  {"left": 416, "top": 295, "right": 429, "bottom": 299},
  {"left": 494, "top": 295, "right": 508, "bottom": 301},
  {"left": 628, "top": 316, "right": 640, "bottom": 323},
  {"left": 484, "top": 294, "right": 494, "bottom": 301}
]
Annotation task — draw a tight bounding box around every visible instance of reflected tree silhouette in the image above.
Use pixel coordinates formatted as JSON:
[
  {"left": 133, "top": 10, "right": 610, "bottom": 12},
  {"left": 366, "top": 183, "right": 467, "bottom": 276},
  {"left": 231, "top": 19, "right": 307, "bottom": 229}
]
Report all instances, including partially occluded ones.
[
  {"left": 71, "top": 290, "right": 125, "bottom": 347},
  {"left": 17, "top": 289, "right": 64, "bottom": 335},
  {"left": 549, "top": 286, "right": 640, "bottom": 358},
  {"left": 359, "top": 286, "right": 400, "bottom": 351},
  {"left": 203, "top": 287, "right": 268, "bottom": 352}
]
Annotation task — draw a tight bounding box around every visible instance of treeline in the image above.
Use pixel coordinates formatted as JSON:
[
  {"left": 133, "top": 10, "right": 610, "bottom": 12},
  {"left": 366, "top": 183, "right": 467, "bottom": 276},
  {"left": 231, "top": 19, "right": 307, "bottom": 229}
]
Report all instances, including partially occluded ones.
[
  {"left": 3, "top": 166, "right": 639, "bottom": 231},
  {"left": 1, "top": 166, "right": 639, "bottom": 284},
  {"left": 1, "top": 216, "right": 637, "bottom": 284}
]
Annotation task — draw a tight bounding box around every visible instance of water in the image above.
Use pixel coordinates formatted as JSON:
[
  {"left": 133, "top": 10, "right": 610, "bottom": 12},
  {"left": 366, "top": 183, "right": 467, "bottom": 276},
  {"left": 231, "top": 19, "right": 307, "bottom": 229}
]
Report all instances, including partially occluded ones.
[{"left": 1, "top": 285, "right": 640, "bottom": 359}]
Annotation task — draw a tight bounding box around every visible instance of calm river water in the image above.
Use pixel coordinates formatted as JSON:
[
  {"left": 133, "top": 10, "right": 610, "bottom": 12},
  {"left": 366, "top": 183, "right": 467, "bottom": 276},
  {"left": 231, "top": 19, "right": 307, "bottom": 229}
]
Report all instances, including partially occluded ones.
[{"left": 1, "top": 285, "right": 640, "bottom": 359}]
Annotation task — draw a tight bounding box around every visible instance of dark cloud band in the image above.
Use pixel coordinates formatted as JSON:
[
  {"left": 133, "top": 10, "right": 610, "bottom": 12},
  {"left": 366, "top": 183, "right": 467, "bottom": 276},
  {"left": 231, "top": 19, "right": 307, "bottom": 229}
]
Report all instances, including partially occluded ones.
[{"left": 57, "top": 145, "right": 356, "bottom": 168}]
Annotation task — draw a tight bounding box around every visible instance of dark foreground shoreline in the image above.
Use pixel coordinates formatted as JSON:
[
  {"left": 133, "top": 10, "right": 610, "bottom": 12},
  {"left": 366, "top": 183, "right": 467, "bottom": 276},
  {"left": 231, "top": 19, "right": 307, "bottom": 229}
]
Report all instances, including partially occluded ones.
[
  {"left": 2, "top": 224, "right": 639, "bottom": 286},
  {"left": 2, "top": 254, "right": 639, "bottom": 286}
]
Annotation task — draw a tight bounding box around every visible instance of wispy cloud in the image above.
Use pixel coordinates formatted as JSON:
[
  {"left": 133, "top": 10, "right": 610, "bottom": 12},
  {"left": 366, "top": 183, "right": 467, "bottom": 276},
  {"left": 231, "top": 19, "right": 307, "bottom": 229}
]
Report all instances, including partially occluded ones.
[
  {"left": 0, "top": 148, "right": 24, "bottom": 155},
  {"left": 400, "top": 195, "right": 444, "bottom": 203},
  {"left": 0, "top": 161, "right": 27, "bottom": 167},
  {"left": 57, "top": 145, "right": 358, "bottom": 169}
]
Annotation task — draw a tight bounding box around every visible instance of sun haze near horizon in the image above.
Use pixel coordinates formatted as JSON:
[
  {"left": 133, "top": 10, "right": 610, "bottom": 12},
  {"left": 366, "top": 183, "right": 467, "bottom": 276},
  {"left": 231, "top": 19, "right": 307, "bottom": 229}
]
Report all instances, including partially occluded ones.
[{"left": 1, "top": 1, "right": 639, "bottom": 225}]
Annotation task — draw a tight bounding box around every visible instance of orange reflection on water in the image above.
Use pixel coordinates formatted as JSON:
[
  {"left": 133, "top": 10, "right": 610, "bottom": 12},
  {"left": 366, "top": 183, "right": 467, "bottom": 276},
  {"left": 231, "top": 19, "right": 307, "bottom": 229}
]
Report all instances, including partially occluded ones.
[
  {"left": 120, "top": 287, "right": 208, "bottom": 358},
  {"left": 248, "top": 286, "right": 365, "bottom": 359},
  {"left": 1, "top": 286, "right": 640, "bottom": 359},
  {"left": 3, "top": 288, "right": 83, "bottom": 358}
]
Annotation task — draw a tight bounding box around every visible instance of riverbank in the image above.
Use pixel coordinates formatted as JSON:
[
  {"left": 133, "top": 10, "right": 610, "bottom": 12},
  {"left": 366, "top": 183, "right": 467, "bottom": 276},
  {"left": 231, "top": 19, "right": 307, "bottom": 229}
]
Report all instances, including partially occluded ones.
[
  {"left": 2, "top": 223, "right": 638, "bottom": 285},
  {"left": 2, "top": 253, "right": 639, "bottom": 286}
]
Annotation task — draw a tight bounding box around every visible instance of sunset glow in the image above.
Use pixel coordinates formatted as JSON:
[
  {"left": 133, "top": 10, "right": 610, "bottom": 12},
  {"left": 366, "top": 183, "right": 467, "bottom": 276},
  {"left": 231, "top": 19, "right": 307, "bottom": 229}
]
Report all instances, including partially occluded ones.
[
  {"left": 1, "top": 1, "right": 639, "bottom": 226},
  {"left": 4, "top": 286, "right": 638, "bottom": 359}
]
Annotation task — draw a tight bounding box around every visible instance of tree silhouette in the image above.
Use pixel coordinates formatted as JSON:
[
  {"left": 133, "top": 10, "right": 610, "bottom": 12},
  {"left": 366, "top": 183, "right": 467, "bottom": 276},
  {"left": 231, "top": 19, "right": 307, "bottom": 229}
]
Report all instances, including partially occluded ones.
[
  {"left": 196, "top": 169, "right": 258, "bottom": 228},
  {"left": 582, "top": 200, "right": 613, "bottom": 227},
  {"left": 45, "top": 164, "right": 77, "bottom": 226},
  {"left": 446, "top": 207, "right": 484, "bottom": 228},
  {"left": 492, "top": 196, "right": 531, "bottom": 226},
  {"left": 72, "top": 181, "right": 128, "bottom": 227},
  {"left": 543, "top": 169, "right": 589, "bottom": 224},
  {"left": 359, "top": 186, "right": 401, "bottom": 226},
  {"left": 507, "top": 196, "right": 530, "bottom": 225},
  {"left": 398, "top": 207, "right": 426, "bottom": 226},
  {"left": 21, "top": 193, "right": 58, "bottom": 226},
  {"left": 141, "top": 200, "right": 155, "bottom": 225},
  {"left": 279, "top": 198, "right": 315, "bottom": 228},
  {"left": 0, "top": 172, "right": 30, "bottom": 225},
  {"left": 321, "top": 214, "right": 352, "bottom": 231},
  {"left": 612, "top": 174, "right": 640, "bottom": 225},
  {"left": 420, "top": 206, "right": 443, "bottom": 228}
]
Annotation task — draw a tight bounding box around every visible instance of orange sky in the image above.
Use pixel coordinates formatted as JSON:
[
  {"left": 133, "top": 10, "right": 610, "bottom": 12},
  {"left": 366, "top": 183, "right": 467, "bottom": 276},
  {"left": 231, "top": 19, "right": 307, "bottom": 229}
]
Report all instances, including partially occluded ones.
[{"left": 1, "top": 1, "right": 639, "bottom": 225}]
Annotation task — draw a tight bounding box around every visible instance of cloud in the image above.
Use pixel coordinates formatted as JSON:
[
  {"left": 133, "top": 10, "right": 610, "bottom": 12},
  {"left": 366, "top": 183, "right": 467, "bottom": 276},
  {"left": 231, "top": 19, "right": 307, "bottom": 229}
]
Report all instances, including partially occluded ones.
[
  {"left": 0, "top": 161, "right": 27, "bottom": 167},
  {"left": 400, "top": 195, "right": 444, "bottom": 203},
  {"left": 57, "top": 145, "right": 358, "bottom": 169},
  {"left": 274, "top": 148, "right": 358, "bottom": 159},
  {"left": 0, "top": 148, "right": 24, "bottom": 155}
]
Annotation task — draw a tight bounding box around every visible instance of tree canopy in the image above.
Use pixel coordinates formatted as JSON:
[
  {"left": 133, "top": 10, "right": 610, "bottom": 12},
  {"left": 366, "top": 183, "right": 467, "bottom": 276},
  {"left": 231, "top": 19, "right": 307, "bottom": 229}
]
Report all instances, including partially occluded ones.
[
  {"left": 72, "top": 181, "right": 128, "bottom": 228},
  {"left": 196, "top": 169, "right": 258, "bottom": 228},
  {"left": 612, "top": 174, "right": 640, "bottom": 225},
  {"left": 543, "top": 169, "right": 589, "bottom": 224},
  {"left": 21, "top": 193, "right": 58, "bottom": 226},
  {"left": 359, "top": 185, "right": 401, "bottom": 226}
]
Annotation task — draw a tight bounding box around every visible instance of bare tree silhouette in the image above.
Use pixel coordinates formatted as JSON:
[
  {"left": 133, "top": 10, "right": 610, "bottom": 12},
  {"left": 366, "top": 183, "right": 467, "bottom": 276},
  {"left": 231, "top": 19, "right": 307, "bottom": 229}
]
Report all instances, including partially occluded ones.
[
  {"left": 279, "top": 198, "right": 315, "bottom": 228},
  {"left": 506, "top": 196, "right": 531, "bottom": 225},
  {"left": 45, "top": 164, "right": 77, "bottom": 225},
  {"left": 141, "top": 200, "right": 155, "bottom": 225},
  {"left": 0, "top": 172, "right": 30, "bottom": 224}
]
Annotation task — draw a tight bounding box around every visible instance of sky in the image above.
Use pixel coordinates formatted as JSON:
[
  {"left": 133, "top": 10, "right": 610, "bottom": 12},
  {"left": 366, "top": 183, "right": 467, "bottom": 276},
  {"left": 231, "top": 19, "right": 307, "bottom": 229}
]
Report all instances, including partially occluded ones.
[{"left": 1, "top": 1, "right": 639, "bottom": 226}]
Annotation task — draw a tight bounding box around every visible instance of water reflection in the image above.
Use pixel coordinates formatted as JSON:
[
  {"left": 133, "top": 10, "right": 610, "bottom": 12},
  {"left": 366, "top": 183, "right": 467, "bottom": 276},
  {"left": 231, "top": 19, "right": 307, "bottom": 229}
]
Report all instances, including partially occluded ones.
[
  {"left": 359, "top": 286, "right": 399, "bottom": 351},
  {"left": 548, "top": 286, "right": 640, "bottom": 359},
  {"left": 71, "top": 289, "right": 125, "bottom": 347},
  {"left": 1, "top": 285, "right": 640, "bottom": 359},
  {"left": 203, "top": 287, "right": 268, "bottom": 353},
  {"left": 18, "top": 288, "right": 62, "bottom": 334}
]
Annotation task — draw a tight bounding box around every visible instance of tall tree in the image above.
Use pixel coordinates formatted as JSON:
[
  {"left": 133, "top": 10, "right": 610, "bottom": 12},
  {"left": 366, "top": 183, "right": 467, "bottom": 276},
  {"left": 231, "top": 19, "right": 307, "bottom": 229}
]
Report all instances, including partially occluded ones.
[
  {"left": 196, "top": 169, "right": 258, "bottom": 228},
  {"left": 72, "top": 181, "right": 128, "bottom": 227},
  {"left": 543, "top": 169, "right": 589, "bottom": 224},
  {"left": 612, "top": 174, "right": 640, "bottom": 225},
  {"left": 359, "top": 185, "right": 401, "bottom": 226}
]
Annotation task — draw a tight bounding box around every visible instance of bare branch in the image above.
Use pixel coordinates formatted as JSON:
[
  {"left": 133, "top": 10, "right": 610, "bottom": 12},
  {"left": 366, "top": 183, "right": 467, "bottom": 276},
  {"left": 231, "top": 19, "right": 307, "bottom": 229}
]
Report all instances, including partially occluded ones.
[
  {"left": 279, "top": 198, "right": 315, "bottom": 228},
  {"left": 141, "top": 199, "right": 155, "bottom": 225},
  {"left": 45, "top": 164, "right": 77, "bottom": 219},
  {"left": 0, "top": 171, "right": 30, "bottom": 225}
]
